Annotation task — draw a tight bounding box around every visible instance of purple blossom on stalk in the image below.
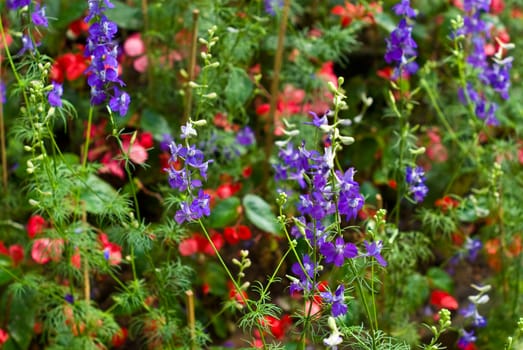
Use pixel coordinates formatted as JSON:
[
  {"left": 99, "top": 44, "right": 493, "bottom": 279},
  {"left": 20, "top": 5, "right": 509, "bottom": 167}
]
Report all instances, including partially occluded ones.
[
  {"left": 18, "top": 35, "right": 36, "bottom": 56},
  {"left": 464, "top": 237, "right": 482, "bottom": 261},
  {"left": 363, "top": 240, "right": 387, "bottom": 267},
  {"left": 405, "top": 166, "right": 428, "bottom": 203},
  {"left": 460, "top": 303, "right": 487, "bottom": 328},
  {"left": 336, "top": 168, "right": 365, "bottom": 221},
  {"left": 236, "top": 126, "right": 255, "bottom": 146},
  {"left": 457, "top": 329, "right": 476, "bottom": 349},
  {"left": 320, "top": 285, "right": 347, "bottom": 317},
  {"left": 384, "top": 0, "right": 418, "bottom": 77},
  {"left": 166, "top": 122, "right": 213, "bottom": 225},
  {"left": 31, "top": 4, "right": 48, "bottom": 28},
  {"left": 64, "top": 294, "right": 75, "bottom": 304},
  {"left": 6, "top": 0, "right": 30, "bottom": 10},
  {"left": 84, "top": 0, "right": 130, "bottom": 116},
  {"left": 320, "top": 237, "right": 357, "bottom": 267},
  {"left": 48, "top": 82, "right": 63, "bottom": 107},
  {"left": 289, "top": 254, "right": 316, "bottom": 294},
  {"left": 264, "top": 0, "right": 283, "bottom": 16},
  {"left": 0, "top": 81, "right": 5, "bottom": 104},
  {"left": 109, "top": 87, "right": 130, "bottom": 116}
]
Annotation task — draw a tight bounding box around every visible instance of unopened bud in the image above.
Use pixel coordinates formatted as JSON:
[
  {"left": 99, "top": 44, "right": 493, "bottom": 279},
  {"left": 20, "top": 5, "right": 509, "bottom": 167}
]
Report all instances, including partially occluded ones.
[
  {"left": 192, "top": 119, "right": 207, "bottom": 126},
  {"left": 28, "top": 199, "right": 39, "bottom": 206}
]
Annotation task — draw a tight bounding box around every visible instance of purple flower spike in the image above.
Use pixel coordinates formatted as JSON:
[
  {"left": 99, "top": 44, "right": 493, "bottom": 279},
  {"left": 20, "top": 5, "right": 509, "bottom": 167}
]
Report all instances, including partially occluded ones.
[
  {"left": 236, "top": 126, "right": 255, "bottom": 146},
  {"left": 31, "top": 4, "right": 48, "bottom": 27}
]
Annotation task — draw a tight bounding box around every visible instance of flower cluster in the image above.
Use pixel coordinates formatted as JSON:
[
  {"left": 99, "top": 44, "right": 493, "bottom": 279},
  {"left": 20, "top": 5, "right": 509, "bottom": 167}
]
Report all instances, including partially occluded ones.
[
  {"left": 457, "top": 284, "right": 491, "bottom": 349},
  {"left": 166, "top": 122, "right": 213, "bottom": 224},
  {"left": 84, "top": 0, "right": 130, "bottom": 116},
  {"left": 384, "top": 0, "right": 418, "bottom": 77},
  {"left": 456, "top": 0, "right": 513, "bottom": 125},
  {"left": 275, "top": 109, "right": 387, "bottom": 318},
  {"left": 405, "top": 165, "right": 428, "bottom": 203}
]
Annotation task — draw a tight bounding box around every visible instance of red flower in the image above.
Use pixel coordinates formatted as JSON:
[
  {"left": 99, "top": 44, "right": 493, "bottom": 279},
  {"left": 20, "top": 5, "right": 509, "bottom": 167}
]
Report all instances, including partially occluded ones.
[
  {"left": 228, "top": 281, "right": 248, "bottom": 305},
  {"left": 27, "top": 215, "right": 47, "bottom": 239},
  {"left": 216, "top": 182, "right": 242, "bottom": 199},
  {"left": 224, "top": 227, "right": 240, "bottom": 245},
  {"left": 112, "top": 327, "right": 128, "bottom": 348},
  {"left": 435, "top": 196, "right": 460, "bottom": 211},
  {"left": 50, "top": 52, "right": 88, "bottom": 83},
  {"left": 203, "top": 232, "right": 225, "bottom": 256},
  {"left": 0, "top": 242, "right": 8, "bottom": 255},
  {"left": 261, "top": 315, "right": 292, "bottom": 340},
  {"left": 99, "top": 233, "right": 122, "bottom": 265},
  {"left": 8, "top": 245, "right": 24, "bottom": 266},
  {"left": 0, "top": 328, "right": 9, "bottom": 345},
  {"left": 430, "top": 290, "right": 458, "bottom": 310},
  {"left": 331, "top": 1, "right": 380, "bottom": 27},
  {"left": 242, "top": 166, "right": 253, "bottom": 178},
  {"left": 66, "top": 18, "right": 89, "bottom": 40}
]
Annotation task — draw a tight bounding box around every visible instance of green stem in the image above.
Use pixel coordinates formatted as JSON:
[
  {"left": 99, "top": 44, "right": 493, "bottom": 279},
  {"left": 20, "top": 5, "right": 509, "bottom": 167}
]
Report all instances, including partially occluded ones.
[{"left": 82, "top": 107, "right": 94, "bottom": 169}]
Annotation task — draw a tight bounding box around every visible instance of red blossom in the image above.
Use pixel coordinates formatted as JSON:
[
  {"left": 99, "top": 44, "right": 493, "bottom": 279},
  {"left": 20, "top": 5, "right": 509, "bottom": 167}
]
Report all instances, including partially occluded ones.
[
  {"left": 8, "top": 245, "right": 24, "bottom": 266},
  {"left": 0, "top": 328, "right": 9, "bottom": 345},
  {"left": 435, "top": 196, "right": 460, "bottom": 211},
  {"left": 111, "top": 327, "right": 128, "bottom": 348},
  {"left": 260, "top": 315, "right": 292, "bottom": 340},
  {"left": 242, "top": 166, "right": 253, "bottom": 178},
  {"left": 50, "top": 52, "right": 88, "bottom": 83},
  {"left": 66, "top": 18, "right": 89, "bottom": 40},
  {"left": 228, "top": 281, "right": 248, "bottom": 305},
  {"left": 27, "top": 215, "right": 47, "bottom": 239},
  {"left": 0, "top": 242, "right": 8, "bottom": 255},
  {"left": 216, "top": 182, "right": 242, "bottom": 199},
  {"left": 430, "top": 290, "right": 458, "bottom": 310}
]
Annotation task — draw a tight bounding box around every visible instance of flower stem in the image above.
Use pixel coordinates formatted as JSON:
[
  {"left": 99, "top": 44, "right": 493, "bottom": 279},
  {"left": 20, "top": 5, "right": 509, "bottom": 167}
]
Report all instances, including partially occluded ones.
[{"left": 184, "top": 9, "right": 200, "bottom": 124}]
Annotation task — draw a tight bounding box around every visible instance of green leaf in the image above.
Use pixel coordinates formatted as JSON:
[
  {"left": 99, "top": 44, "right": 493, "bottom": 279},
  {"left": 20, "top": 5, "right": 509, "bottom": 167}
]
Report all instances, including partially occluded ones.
[
  {"left": 0, "top": 256, "right": 14, "bottom": 286},
  {"left": 225, "top": 68, "right": 253, "bottom": 110},
  {"left": 3, "top": 291, "right": 36, "bottom": 350},
  {"left": 140, "top": 109, "right": 173, "bottom": 141},
  {"left": 427, "top": 267, "right": 454, "bottom": 293},
  {"left": 207, "top": 197, "right": 241, "bottom": 229},
  {"left": 404, "top": 273, "right": 429, "bottom": 310},
  {"left": 105, "top": 1, "right": 143, "bottom": 30},
  {"left": 242, "top": 194, "right": 280, "bottom": 235},
  {"left": 79, "top": 175, "right": 120, "bottom": 215}
]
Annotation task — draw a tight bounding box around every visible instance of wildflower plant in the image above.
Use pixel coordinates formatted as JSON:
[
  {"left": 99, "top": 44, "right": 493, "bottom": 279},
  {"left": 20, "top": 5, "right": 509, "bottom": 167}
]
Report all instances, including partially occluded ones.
[{"left": 0, "top": 0, "right": 521, "bottom": 349}]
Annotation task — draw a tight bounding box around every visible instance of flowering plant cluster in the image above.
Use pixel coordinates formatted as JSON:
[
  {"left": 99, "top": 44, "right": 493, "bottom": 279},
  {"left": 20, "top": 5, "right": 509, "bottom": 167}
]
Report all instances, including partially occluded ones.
[{"left": 0, "top": 0, "right": 521, "bottom": 349}]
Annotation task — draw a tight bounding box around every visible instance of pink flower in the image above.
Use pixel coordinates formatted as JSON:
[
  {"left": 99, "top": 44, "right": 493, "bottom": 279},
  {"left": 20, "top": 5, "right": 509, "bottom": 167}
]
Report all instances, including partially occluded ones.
[{"left": 31, "top": 238, "right": 64, "bottom": 264}]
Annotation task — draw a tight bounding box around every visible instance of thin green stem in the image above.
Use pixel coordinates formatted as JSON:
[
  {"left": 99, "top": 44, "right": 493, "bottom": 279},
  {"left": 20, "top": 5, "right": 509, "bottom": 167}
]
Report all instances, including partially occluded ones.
[{"left": 82, "top": 107, "right": 94, "bottom": 169}]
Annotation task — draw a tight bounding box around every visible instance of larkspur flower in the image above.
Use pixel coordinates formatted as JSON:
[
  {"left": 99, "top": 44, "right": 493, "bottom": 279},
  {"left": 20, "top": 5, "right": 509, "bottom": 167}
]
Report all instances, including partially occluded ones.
[
  {"left": 236, "top": 126, "right": 255, "bottom": 146},
  {"left": 167, "top": 122, "right": 213, "bottom": 224},
  {"left": 289, "top": 254, "right": 316, "bottom": 294},
  {"left": 84, "top": 0, "right": 130, "bottom": 115},
  {"left": 457, "top": 329, "right": 477, "bottom": 349},
  {"left": 6, "top": 0, "right": 30, "bottom": 10},
  {"left": 264, "top": 0, "right": 283, "bottom": 16},
  {"left": 48, "top": 82, "right": 63, "bottom": 107},
  {"left": 18, "top": 35, "right": 36, "bottom": 56},
  {"left": 363, "top": 240, "right": 387, "bottom": 267},
  {"left": 31, "top": 3, "right": 48, "bottom": 28},
  {"left": 0, "top": 80, "right": 6, "bottom": 104},
  {"left": 384, "top": 0, "right": 418, "bottom": 77},
  {"left": 320, "top": 237, "right": 357, "bottom": 267},
  {"left": 406, "top": 166, "right": 428, "bottom": 203},
  {"left": 460, "top": 303, "right": 487, "bottom": 327},
  {"left": 320, "top": 285, "right": 348, "bottom": 317}
]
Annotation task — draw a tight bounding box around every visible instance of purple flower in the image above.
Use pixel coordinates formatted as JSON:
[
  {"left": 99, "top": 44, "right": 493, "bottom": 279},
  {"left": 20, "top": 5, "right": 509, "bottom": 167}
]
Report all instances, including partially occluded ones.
[
  {"left": 320, "top": 237, "right": 358, "bottom": 267},
  {"left": 320, "top": 285, "right": 347, "bottom": 317},
  {"left": 264, "top": 0, "right": 283, "bottom": 16},
  {"left": 181, "top": 123, "right": 197, "bottom": 139},
  {"left": 160, "top": 134, "right": 173, "bottom": 152},
  {"left": 175, "top": 202, "right": 196, "bottom": 224},
  {"left": 64, "top": 294, "right": 75, "bottom": 304},
  {"left": 0, "top": 80, "right": 6, "bottom": 104},
  {"left": 457, "top": 329, "right": 476, "bottom": 349},
  {"left": 6, "top": 0, "right": 30, "bottom": 10},
  {"left": 31, "top": 4, "right": 48, "bottom": 27},
  {"left": 363, "top": 240, "right": 387, "bottom": 267},
  {"left": 460, "top": 303, "right": 487, "bottom": 328},
  {"left": 48, "top": 82, "right": 63, "bottom": 107},
  {"left": 109, "top": 87, "right": 130, "bottom": 116},
  {"left": 18, "top": 35, "right": 36, "bottom": 56},
  {"left": 236, "top": 126, "right": 255, "bottom": 146},
  {"left": 405, "top": 166, "right": 428, "bottom": 203},
  {"left": 337, "top": 168, "right": 365, "bottom": 221},
  {"left": 84, "top": 2, "right": 130, "bottom": 114},
  {"left": 465, "top": 237, "right": 482, "bottom": 261},
  {"left": 290, "top": 254, "right": 316, "bottom": 294},
  {"left": 190, "top": 190, "right": 211, "bottom": 219},
  {"left": 385, "top": 0, "right": 418, "bottom": 76},
  {"left": 306, "top": 111, "right": 328, "bottom": 128},
  {"left": 85, "top": 0, "right": 115, "bottom": 22},
  {"left": 392, "top": 0, "right": 416, "bottom": 18}
]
